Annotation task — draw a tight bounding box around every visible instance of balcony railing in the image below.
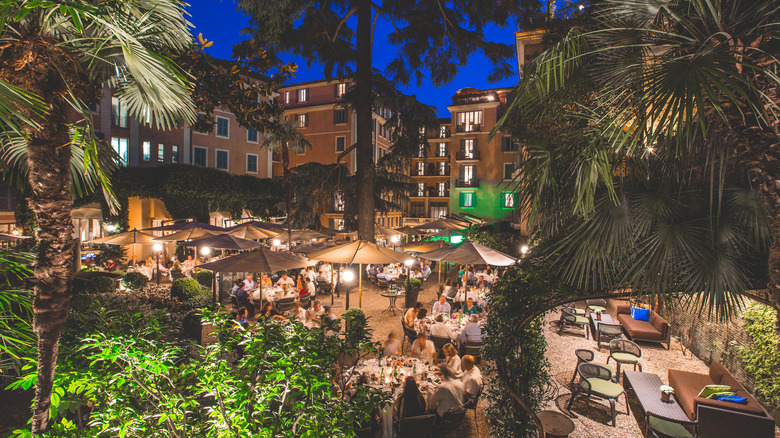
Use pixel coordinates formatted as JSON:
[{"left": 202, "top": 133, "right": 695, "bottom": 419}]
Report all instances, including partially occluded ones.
[
  {"left": 455, "top": 124, "right": 481, "bottom": 133},
  {"left": 455, "top": 178, "right": 480, "bottom": 188},
  {"left": 456, "top": 151, "right": 480, "bottom": 161},
  {"left": 412, "top": 169, "right": 450, "bottom": 177},
  {"left": 432, "top": 190, "right": 450, "bottom": 198}
]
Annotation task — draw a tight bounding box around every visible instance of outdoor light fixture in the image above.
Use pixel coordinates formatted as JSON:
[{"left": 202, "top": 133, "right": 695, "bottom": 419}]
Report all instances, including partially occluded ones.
[
  {"left": 391, "top": 235, "right": 399, "bottom": 243},
  {"left": 343, "top": 270, "right": 355, "bottom": 282},
  {"left": 201, "top": 246, "right": 211, "bottom": 256},
  {"left": 153, "top": 243, "right": 163, "bottom": 252},
  {"left": 521, "top": 245, "right": 529, "bottom": 255},
  {"left": 404, "top": 259, "right": 414, "bottom": 267},
  {"left": 10, "top": 229, "right": 20, "bottom": 236},
  {"left": 105, "top": 224, "right": 117, "bottom": 232},
  {"left": 579, "top": 3, "right": 585, "bottom": 10},
  {"left": 272, "top": 238, "right": 281, "bottom": 247},
  {"left": 450, "top": 234, "right": 463, "bottom": 244}
]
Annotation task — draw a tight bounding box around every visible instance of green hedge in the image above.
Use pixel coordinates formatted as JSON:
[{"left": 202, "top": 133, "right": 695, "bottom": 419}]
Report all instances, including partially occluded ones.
[
  {"left": 740, "top": 302, "right": 780, "bottom": 409},
  {"left": 196, "top": 269, "right": 214, "bottom": 287},
  {"left": 171, "top": 278, "right": 202, "bottom": 301},
  {"left": 122, "top": 272, "right": 149, "bottom": 290},
  {"left": 85, "top": 276, "right": 117, "bottom": 294}
]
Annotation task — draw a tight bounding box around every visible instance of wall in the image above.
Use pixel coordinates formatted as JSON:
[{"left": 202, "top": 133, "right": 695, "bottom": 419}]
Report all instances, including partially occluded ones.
[{"left": 665, "top": 298, "right": 780, "bottom": 422}]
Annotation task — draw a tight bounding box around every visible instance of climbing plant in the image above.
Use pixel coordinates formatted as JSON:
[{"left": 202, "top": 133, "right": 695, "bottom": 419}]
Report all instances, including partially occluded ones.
[{"left": 740, "top": 302, "right": 780, "bottom": 409}]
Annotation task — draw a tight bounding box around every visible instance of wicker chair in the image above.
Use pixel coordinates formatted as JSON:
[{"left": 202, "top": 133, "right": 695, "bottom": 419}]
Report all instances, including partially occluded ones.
[
  {"left": 568, "top": 362, "right": 628, "bottom": 426},
  {"left": 463, "top": 386, "right": 483, "bottom": 434},
  {"left": 559, "top": 308, "right": 590, "bottom": 339},
  {"left": 276, "top": 297, "right": 295, "bottom": 313},
  {"left": 377, "top": 277, "right": 390, "bottom": 291},
  {"left": 437, "top": 405, "right": 467, "bottom": 435},
  {"left": 464, "top": 340, "right": 483, "bottom": 364},
  {"left": 570, "top": 349, "right": 615, "bottom": 384},
  {"left": 401, "top": 316, "right": 417, "bottom": 350},
  {"left": 316, "top": 282, "right": 332, "bottom": 297},
  {"left": 429, "top": 334, "right": 450, "bottom": 359},
  {"left": 606, "top": 339, "right": 642, "bottom": 380},
  {"left": 586, "top": 298, "right": 608, "bottom": 316},
  {"left": 646, "top": 410, "right": 698, "bottom": 438},
  {"left": 595, "top": 322, "right": 623, "bottom": 350}
]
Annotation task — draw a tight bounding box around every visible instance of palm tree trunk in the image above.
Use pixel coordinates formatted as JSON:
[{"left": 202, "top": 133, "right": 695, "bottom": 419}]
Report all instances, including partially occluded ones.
[
  {"left": 355, "top": 0, "right": 375, "bottom": 242},
  {"left": 282, "top": 146, "right": 293, "bottom": 245},
  {"left": 26, "top": 121, "right": 75, "bottom": 433}
]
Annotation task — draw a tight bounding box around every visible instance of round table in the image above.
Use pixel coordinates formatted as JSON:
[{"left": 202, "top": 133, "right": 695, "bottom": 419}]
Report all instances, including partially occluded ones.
[
  {"left": 380, "top": 291, "right": 405, "bottom": 315},
  {"left": 537, "top": 410, "right": 575, "bottom": 438}
]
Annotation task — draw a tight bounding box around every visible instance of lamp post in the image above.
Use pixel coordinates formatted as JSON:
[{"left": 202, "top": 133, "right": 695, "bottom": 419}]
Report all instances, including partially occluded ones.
[
  {"left": 343, "top": 270, "right": 354, "bottom": 309},
  {"left": 153, "top": 243, "right": 163, "bottom": 285},
  {"left": 272, "top": 238, "right": 281, "bottom": 251},
  {"left": 200, "top": 246, "right": 211, "bottom": 264}
]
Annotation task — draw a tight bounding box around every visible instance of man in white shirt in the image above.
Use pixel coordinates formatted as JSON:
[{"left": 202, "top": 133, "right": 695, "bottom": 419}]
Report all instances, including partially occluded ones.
[
  {"left": 427, "top": 366, "right": 465, "bottom": 417},
  {"left": 429, "top": 314, "right": 456, "bottom": 340},
  {"left": 432, "top": 295, "right": 451, "bottom": 315},
  {"left": 306, "top": 278, "right": 316, "bottom": 296},
  {"left": 243, "top": 274, "right": 256, "bottom": 292},
  {"left": 305, "top": 267, "right": 317, "bottom": 282},
  {"left": 306, "top": 300, "right": 325, "bottom": 324},
  {"left": 276, "top": 273, "right": 295, "bottom": 287},
  {"left": 457, "top": 314, "right": 485, "bottom": 345},
  {"left": 422, "top": 263, "right": 432, "bottom": 279},
  {"left": 461, "top": 355, "right": 483, "bottom": 402},
  {"left": 409, "top": 333, "right": 437, "bottom": 363}
]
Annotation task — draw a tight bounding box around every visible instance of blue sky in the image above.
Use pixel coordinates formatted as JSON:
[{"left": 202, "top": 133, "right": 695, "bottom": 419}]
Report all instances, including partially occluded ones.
[{"left": 187, "top": 1, "right": 520, "bottom": 117}]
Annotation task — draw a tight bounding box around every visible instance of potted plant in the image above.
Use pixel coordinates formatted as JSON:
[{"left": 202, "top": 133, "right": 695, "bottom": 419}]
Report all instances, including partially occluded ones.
[
  {"left": 404, "top": 277, "right": 422, "bottom": 308},
  {"left": 660, "top": 385, "right": 674, "bottom": 402}
]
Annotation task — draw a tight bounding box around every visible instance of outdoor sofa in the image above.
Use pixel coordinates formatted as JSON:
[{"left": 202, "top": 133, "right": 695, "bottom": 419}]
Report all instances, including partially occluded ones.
[
  {"left": 668, "top": 361, "right": 775, "bottom": 438},
  {"left": 615, "top": 304, "right": 671, "bottom": 349}
]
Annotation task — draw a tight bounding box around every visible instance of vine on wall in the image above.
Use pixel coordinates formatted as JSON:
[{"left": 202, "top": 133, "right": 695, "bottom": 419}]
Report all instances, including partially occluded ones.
[{"left": 739, "top": 302, "right": 780, "bottom": 409}]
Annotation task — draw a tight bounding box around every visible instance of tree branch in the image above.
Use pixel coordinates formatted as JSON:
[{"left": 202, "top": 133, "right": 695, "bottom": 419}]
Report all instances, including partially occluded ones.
[
  {"left": 329, "top": 7, "right": 357, "bottom": 43},
  {"left": 435, "top": 0, "right": 455, "bottom": 37}
]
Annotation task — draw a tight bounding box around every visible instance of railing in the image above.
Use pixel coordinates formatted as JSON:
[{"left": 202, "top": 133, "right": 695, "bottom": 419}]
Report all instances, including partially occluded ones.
[
  {"left": 455, "top": 124, "right": 481, "bottom": 133},
  {"left": 411, "top": 170, "right": 450, "bottom": 177},
  {"left": 455, "top": 178, "right": 480, "bottom": 188},
  {"left": 431, "top": 190, "right": 450, "bottom": 198},
  {"left": 456, "top": 151, "right": 480, "bottom": 161}
]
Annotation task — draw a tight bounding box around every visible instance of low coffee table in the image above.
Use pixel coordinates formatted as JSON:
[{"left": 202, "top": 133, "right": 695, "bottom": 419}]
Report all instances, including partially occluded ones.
[
  {"left": 622, "top": 370, "right": 689, "bottom": 422},
  {"left": 590, "top": 313, "right": 622, "bottom": 349}
]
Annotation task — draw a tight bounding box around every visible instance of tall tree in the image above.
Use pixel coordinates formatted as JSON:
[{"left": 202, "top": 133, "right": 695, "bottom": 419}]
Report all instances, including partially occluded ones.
[
  {"left": 235, "top": 0, "right": 532, "bottom": 241},
  {"left": 0, "top": 1, "right": 196, "bottom": 432}
]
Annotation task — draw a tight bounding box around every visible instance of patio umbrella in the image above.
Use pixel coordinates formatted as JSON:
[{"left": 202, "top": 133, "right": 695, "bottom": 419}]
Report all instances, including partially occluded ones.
[
  {"left": 180, "top": 234, "right": 262, "bottom": 251},
  {"left": 145, "top": 221, "right": 224, "bottom": 232},
  {"left": 229, "top": 220, "right": 284, "bottom": 231},
  {"left": 199, "top": 248, "right": 314, "bottom": 273},
  {"left": 395, "top": 226, "right": 425, "bottom": 236},
  {"left": 375, "top": 224, "right": 399, "bottom": 237},
  {"left": 275, "top": 229, "right": 331, "bottom": 242},
  {"left": 402, "top": 240, "right": 452, "bottom": 286},
  {"left": 418, "top": 240, "right": 517, "bottom": 266},
  {"left": 308, "top": 240, "right": 411, "bottom": 308},
  {"left": 154, "top": 228, "right": 222, "bottom": 242},
  {"left": 413, "top": 218, "right": 466, "bottom": 231},
  {"left": 91, "top": 229, "right": 158, "bottom": 265},
  {"left": 227, "top": 223, "right": 280, "bottom": 240},
  {"left": 289, "top": 241, "right": 340, "bottom": 255}
]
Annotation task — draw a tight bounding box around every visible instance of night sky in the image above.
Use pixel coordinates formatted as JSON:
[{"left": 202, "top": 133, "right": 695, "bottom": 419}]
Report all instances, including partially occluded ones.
[{"left": 187, "top": 1, "right": 520, "bottom": 117}]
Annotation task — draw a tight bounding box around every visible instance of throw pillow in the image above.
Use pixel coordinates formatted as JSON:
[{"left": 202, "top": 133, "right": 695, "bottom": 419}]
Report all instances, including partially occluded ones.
[
  {"left": 697, "top": 384, "right": 733, "bottom": 399},
  {"left": 632, "top": 307, "right": 650, "bottom": 321},
  {"left": 716, "top": 396, "right": 748, "bottom": 404},
  {"left": 707, "top": 391, "right": 736, "bottom": 399}
]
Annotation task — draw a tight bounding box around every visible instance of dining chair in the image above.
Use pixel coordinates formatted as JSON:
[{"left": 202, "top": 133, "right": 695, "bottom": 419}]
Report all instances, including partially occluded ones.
[
  {"left": 559, "top": 308, "right": 590, "bottom": 339},
  {"left": 646, "top": 411, "right": 698, "bottom": 438},
  {"left": 567, "top": 362, "right": 628, "bottom": 426},
  {"left": 395, "top": 413, "right": 436, "bottom": 438},
  {"left": 570, "top": 349, "right": 615, "bottom": 384},
  {"left": 436, "top": 405, "right": 466, "bottom": 435},
  {"left": 606, "top": 339, "right": 642, "bottom": 380}
]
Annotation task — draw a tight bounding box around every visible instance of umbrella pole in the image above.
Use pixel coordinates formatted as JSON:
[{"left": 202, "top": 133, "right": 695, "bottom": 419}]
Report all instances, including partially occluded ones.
[
  {"left": 438, "top": 261, "right": 441, "bottom": 290},
  {"left": 358, "top": 264, "right": 363, "bottom": 308},
  {"left": 330, "top": 264, "right": 335, "bottom": 306}
]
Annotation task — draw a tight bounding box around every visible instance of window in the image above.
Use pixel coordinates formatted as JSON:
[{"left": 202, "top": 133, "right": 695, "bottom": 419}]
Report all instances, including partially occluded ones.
[
  {"left": 193, "top": 146, "right": 207, "bottom": 167},
  {"left": 430, "top": 202, "right": 448, "bottom": 218},
  {"left": 501, "top": 136, "right": 519, "bottom": 152},
  {"left": 247, "top": 126, "right": 258, "bottom": 143},
  {"left": 372, "top": 119, "right": 376, "bottom": 132},
  {"left": 459, "top": 192, "right": 475, "bottom": 208},
  {"left": 410, "top": 202, "right": 425, "bottom": 217},
  {"left": 215, "top": 116, "right": 229, "bottom": 138},
  {"left": 460, "top": 165, "right": 475, "bottom": 182},
  {"left": 457, "top": 111, "right": 482, "bottom": 131},
  {"left": 284, "top": 90, "right": 291, "bottom": 104},
  {"left": 216, "top": 149, "right": 229, "bottom": 170},
  {"left": 437, "top": 142, "right": 447, "bottom": 157},
  {"left": 141, "top": 105, "right": 152, "bottom": 124},
  {"left": 328, "top": 218, "right": 345, "bottom": 231},
  {"left": 333, "top": 109, "right": 347, "bottom": 124},
  {"left": 460, "top": 138, "right": 476, "bottom": 158},
  {"left": 416, "top": 183, "right": 426, "bottom": 197},
  {"left": 418, "top": 144, "right": 426, "bottom": 158},
  {"left": 297, "top": 88, "right": 309, "bottom": 102},
  {"left": 439, "top": 126, "right": 449, "bottom": 138},
  {"left": 171, "top": 145, "right": 179, "bottom": 163},
  {"left": 335, "top": 136, "right": 346, "bottom": 152},
  {"left": 142, "top": 141, "right": 151, "bottom": 161},
  {"left": 111, "top": 97, "right": 128, "bottom": 128},
  {"left": 246, "top": 154, "right": 258, "bottom": 173},
  {"left": 110, "top": 137, "right": 128, "bottom": 165},
  {"left": 295, "top": 113, "right": 308, "bottom": 128},
  {"left": 437, "top": 161, "right": 447, "bottom": 176},
  {"left": 503, "top": 163, "right": 515, "bottom": 180},
  {"left": 437, "top": 182, "right": 447, "bottom": 197},
  {"left": 416, "top": 162, "right": 425, "bottom": 176},
  {"left": 502, "top": 192, "right": 517, "bottom": 209},
  {"left": 335, "top": 82, "right": 347, "bottom": 97},
  {"left": 333, "top": 192, "right": 345, "bottom": 212},
  {"left": 158, "top": 144, "right": 165, "bottom": 163}
]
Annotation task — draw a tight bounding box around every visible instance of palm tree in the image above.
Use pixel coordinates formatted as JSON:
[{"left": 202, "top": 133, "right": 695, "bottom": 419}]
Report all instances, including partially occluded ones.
[
  {"left": 0, "top": 1, "right": 195, "bottom": 432},
  {"left": 262, "top": 120, "right": 312, "bottom": 242},
  {"left": 501, "top": 0, "right": 779, "bottom": 320}
]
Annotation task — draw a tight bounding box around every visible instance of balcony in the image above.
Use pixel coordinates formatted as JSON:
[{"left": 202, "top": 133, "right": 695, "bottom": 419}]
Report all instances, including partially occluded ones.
[
  {"left": 456, "top": 151, "right": 480, "bottom": 161},
  {"left": 455, "top": 124, "right": 481, "bottom": 133},
  {"left": 412, "top": 170, "right": 450, "bottom": 177},
  {"left": 432, "top": 190, "right": 450, "bottom": 198},
  {"left": 455, "top": 178, "right": 480, "bottom": 188}
]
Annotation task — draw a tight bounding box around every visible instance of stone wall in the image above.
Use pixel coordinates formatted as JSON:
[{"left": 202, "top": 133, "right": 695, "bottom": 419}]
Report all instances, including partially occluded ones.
[{"left": 664, "top": 299, "right": 780, "bottom": 422}]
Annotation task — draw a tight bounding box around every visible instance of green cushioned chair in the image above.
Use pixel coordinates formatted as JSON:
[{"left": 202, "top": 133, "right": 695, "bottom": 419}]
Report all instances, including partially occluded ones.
[
  {"left": 570, "top": 349, "right": 616, "bottom": 384},
  {"left": 586, "top": 298, "right": 608, "bottom": 315},
  {"left": 646, "top": 411, "right": 698, "bottom": 438},
  {"left": 596, "top": 322, "right": 623, "bottom": 350},
  {"left": 607, "top": 339, "right": 642, "bottom": 381},
  {"left": 567, "top": 362, "right": 628, "bottom": 426},
  {"left": 561, "top": 302, "right": 586, "bottom": 316},
  {"left": 559, "top": 308, "right": 590, "bottom": 339}
]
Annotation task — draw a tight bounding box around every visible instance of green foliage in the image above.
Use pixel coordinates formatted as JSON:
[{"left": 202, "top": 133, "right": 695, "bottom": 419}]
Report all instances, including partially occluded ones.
[
  {"left": 404, "top": 277, "right": 422, "bottom": 289},
  {"left": 170, "top": 278, "right": 202, "bottom": 301},
  {"left": 195, "top": 269, "right": 214, "bottom": 287},
  {"left": 84, "top": 276, "right": 116, "bottom": 294},
  {"left": 467, "top": 221, "right": 524, "bottom": 257},
  {"left": 739, "top": 303, "right": 780, "bottom": 409},
  {"left": 0, "top": 288, "right": 34, "bottom": 377},
  {"left": 122, "top": 272, "right": 149, "bottom": 290},
  {"left": 93, "top": 243, "right": 126, "bottom": 266},
  {"left": 183, "top": 286, "right": 214, "bottom": 310}
]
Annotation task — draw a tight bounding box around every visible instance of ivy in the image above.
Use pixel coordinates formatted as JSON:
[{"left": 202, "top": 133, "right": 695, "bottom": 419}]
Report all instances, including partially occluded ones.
[{"left": 739, "top": 302, "right": 780, "bottom": 409}]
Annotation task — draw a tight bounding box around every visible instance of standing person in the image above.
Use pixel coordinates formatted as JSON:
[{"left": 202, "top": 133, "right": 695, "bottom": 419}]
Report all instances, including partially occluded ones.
[
  {"left": 427, "top": 366, "right": 464, "bottom": 417},
  {"left": 393, "top": 376, "right": 427, "bottom": 421}
]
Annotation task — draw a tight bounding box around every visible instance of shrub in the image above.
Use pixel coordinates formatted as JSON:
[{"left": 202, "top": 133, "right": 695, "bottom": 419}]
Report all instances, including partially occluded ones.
[
  {"left": 740, "top": 302, "right": 780, "bottom": 408},
  {"left": 122, "top": 272, "right": 149, "bottom": 290},
  {"left": 195, "top": 269, "right": 214, "bottom": 287},
  {"left": 404, "top": 278, "right": 422, "bottom": 289},
  {"left": 85, "top": 276, "right": 116, "bottom": 294},
  {"left": 184, "top": 286, "right": 214, "bottom": 310},
  {"left": 171, "top": 278, "right": 202, "bottom": 301}
]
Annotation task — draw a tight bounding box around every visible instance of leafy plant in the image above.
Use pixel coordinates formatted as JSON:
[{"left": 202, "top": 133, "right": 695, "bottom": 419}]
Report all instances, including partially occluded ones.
[
  {"left": 84, "top": 277, "right": 116, "bottom": 294},
  {"left": 0, "top": 288, "right": 34, "bottom": 377},
  {"left": 404, "top": 278, "right": 422, "bottom": 289},
  {"left": 92, "top": 243, "right": 126, "bottom": 266},
  {"left": 739, "top": 303, "right": 780, "bottom": 408},
  {"left": 195, "top": 269, "right": 214, "bottom": 287},
  {"left": 170, "top": 278, "right": 201, "bottom": 301},
  {"left": 121, "top": 272, "right": 149, "bottom": 290}
]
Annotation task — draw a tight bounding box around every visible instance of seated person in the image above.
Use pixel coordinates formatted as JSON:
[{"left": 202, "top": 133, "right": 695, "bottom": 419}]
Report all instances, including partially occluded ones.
[
  {"left": 276, "top": 272, "right": 295, "bottom": 287},
  {"left": 404, "top": 302, "right": 423, "bottom": 328},
  {"left": 376, "top": 268, "right": 391, "bottom": 282},
  {"left": 234, "top": 282, "right": 251, "bottom": 314},
  {"left": 414, "top": 308, "right": 430, "bottom": 335},
  {"left": 259, "top": 302, "right": 285, "bottom": 321},
  {"left": 305, "top": 300, "right": 326, "bottom": 325},
  {"left": 235, "top": 307, "right": 249, "bottom": 326},
  {"left": 443, "top": 280, "right": 458, "bottom": 299},
  {"left": 231, "top": 279, "right": 244, "bottom": 296},
  {"left": 409, "top": 333, "right": 437, "bottom": 364},
  {"left": 260, "top": 273, "right": 273, "bottom": 289},
  {"left": 441, "top": 343, "right": 462, "bottom": 378},
  {"left": 383, "top": 332, "right": 402, "bottom": 356},
  {"left": 243, "top": 274, "right": 256, "bottom": 291},
  {"left": 432, "top": 295, "right": 451, "bottom": 315},
  {"left": 305, "top": 277, "right": 316, "bottom": 297},
  {"left": 315, "top": 271, "right": 331, "bottom": 284},
  {"left": 102, "top": 259, "right": 117, "bottom": 271},
  {"left": 421, "top": 263, "right": 432, "bottom": 279},
  {"left": 410, "top": 269, "right": 423, "bottom": 279},
  {"left": 461, "top": 355, "right": 483, "bottom": 401},
  {"left": 393, "top": 376, "right": 427, "bottom": 421},
  {"left": 290, "top": 301, "right": 306, "bottom": 321},
  {"left": 367, "top": 264, "right": 378, "bottom": 276},
  {"left": 461, "top": 298, "right": 480, "bottom": 316},
  {"left": 457, "top": 314, "right": 485, "bottom": 344},
  {"left": 430, "top": 314, "right": 456, "bottom": 340},
  {"left": 427, "top": 366, "right": 464, "bottom": 417}
]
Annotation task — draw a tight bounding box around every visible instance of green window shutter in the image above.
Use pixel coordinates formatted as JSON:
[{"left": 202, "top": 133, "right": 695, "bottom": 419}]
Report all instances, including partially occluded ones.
[{"left": 459, "top": 192, "right": 466, "bottom": 207}]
